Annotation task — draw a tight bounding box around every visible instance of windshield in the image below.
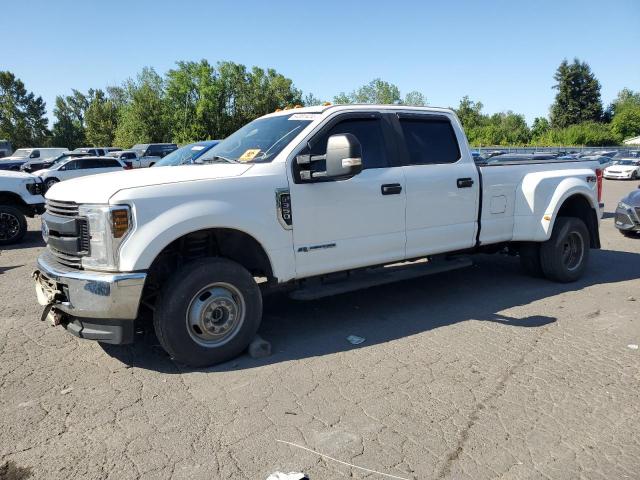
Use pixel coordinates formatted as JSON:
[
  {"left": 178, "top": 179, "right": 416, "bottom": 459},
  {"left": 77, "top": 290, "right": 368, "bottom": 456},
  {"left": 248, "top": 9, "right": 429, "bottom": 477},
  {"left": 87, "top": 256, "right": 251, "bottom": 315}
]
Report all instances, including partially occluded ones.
[
  {"left": 197, "top": 114, "right": 314, "bottom": 164},
  {"left": 155, "top": 143, "right": 214, "bottom": 167},
  {"left": 11, "top": 149, "right": 31, "bottom": 158},
  {"left": 617, "top": 160, "right": 637, "bottom": 166}
]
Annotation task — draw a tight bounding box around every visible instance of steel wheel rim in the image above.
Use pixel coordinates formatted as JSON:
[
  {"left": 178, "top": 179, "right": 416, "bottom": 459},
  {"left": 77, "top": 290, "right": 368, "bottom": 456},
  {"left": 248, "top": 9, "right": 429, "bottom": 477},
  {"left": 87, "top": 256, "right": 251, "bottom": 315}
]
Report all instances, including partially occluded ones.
[
  {"left": 561, "top": 231, "right": 584, "bottom": 271},
  {"left": 0, "top": 212, "right": 20, "bottom": 241},
  {"left": 185, "top": 282, "right": 246, "bottom": 347}
]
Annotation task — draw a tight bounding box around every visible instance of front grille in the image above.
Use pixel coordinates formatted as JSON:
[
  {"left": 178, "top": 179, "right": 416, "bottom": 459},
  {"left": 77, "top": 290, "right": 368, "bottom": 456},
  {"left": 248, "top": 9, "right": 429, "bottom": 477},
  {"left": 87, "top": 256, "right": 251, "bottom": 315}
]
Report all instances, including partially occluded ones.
[
  {"left": 46, "top": 199, "right": 79, "bottom": 217},
  {"left": 44, "top": 200, "right": 89, "bottom": 269},
  {"left": 49, "top": 247, "right": 83, "bottom": 269}
]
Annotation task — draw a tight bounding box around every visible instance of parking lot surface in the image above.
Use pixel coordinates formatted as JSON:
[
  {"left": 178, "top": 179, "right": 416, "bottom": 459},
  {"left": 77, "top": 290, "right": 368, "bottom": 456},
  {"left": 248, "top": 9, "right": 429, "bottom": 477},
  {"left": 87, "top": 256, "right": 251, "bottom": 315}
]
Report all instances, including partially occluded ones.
[{"left": 1, "top": 179, "right": 639, "bottom": 480}]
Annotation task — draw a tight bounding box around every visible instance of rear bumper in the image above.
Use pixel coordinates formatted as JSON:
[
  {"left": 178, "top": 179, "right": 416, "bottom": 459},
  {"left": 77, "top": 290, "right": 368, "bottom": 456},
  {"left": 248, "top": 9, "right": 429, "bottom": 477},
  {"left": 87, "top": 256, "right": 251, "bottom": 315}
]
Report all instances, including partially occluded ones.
[{"left": 34, "top": 251, "right": 147, "bottom": 344}]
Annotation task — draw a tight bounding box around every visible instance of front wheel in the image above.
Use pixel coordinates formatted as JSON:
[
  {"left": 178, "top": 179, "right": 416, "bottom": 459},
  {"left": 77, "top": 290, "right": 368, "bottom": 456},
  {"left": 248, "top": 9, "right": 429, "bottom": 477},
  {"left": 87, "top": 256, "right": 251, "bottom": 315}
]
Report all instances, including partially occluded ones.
[
  {"left": 153, "top": 257, "right": 263, "bottom": 367},
  {"left": 45, "top": 178, "right": 59, "bottom": 190},
  {"left": 0, "top": 205, "right": 27, "bottom": 245},
  {"left": 540, "top": 217, "right": 590, "bottom": 283}
]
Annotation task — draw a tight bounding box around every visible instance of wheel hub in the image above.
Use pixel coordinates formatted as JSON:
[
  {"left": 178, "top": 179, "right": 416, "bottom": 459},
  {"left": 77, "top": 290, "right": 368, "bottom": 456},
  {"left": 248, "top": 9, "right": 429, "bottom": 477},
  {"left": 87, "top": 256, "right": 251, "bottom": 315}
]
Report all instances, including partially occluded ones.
[
  {"left": 0, "top": 212, "right": 20, "bottom": 241},
  {"left": 186, "top": 283, "right": 245, "bottom": 346},
  {"left": 561, "top": 231, "right": 584, "bottom": 271}
]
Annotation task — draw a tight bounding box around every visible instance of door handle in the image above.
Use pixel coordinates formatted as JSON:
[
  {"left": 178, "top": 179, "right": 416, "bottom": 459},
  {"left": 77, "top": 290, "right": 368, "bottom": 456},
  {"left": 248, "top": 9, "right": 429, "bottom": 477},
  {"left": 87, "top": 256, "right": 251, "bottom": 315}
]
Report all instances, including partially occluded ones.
[
  {"left": 457, "top": 178, "right": 474, "bottom": 188},
  {"left": 381, "top": 183, "right": 402, "bottom": 195}
]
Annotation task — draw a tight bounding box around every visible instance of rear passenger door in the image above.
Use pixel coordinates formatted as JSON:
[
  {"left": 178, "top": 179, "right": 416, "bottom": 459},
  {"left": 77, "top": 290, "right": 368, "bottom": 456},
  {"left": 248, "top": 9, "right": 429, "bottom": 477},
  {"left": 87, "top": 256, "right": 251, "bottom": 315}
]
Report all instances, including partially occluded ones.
[{"left": 396, "top": 113, "right": 479, "bottom": 257}]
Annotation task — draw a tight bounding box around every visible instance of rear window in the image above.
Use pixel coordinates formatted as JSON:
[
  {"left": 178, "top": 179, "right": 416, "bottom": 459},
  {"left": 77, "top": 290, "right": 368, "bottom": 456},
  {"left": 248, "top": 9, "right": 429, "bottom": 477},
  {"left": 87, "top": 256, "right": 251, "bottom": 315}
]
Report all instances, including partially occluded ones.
[{"left": 399, "top": 117, "right": 461, "bottom": 165}]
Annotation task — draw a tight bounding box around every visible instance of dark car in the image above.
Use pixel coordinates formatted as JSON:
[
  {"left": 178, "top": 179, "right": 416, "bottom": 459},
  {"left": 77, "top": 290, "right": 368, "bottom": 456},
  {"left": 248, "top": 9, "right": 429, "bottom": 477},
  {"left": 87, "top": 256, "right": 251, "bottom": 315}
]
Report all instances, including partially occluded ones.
[
  {"left": 152, "top": 140, "right": 221, "bottom": 167},
  {"left": 21, "top": 152, "right": 91, "bottom": 173},
  {"left": 131, "top": 143, "right": 178, "bottom": 159},
  {"left": 71, "top": 147, "right": 108, "bottom": 156},
  {"left": 615, "top": 186, "right": 640, "bottom": 237}
]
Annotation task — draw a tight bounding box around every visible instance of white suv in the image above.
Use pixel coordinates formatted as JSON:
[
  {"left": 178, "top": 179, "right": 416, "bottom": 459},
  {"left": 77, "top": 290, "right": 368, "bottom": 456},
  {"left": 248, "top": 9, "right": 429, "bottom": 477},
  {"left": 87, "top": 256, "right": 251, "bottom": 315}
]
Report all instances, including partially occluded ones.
[{"left": 34, "top": 157, "right": 125, "bottom": 190}]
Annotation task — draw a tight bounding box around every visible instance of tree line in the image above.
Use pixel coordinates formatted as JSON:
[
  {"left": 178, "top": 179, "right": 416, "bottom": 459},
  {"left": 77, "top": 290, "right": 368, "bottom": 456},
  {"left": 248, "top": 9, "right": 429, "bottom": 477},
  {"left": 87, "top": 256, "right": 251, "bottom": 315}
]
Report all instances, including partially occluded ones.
[{"left": 1, "top": 58, "right": 639, "bottom": 149}]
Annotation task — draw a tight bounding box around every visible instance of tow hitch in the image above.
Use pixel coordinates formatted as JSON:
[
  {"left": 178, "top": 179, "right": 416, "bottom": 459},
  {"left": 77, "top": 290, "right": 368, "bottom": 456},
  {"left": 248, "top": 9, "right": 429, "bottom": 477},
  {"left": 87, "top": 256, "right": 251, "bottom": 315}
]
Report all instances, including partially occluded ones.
[{"left": 32, "top": 270, "right": 66, "bottom": 326}]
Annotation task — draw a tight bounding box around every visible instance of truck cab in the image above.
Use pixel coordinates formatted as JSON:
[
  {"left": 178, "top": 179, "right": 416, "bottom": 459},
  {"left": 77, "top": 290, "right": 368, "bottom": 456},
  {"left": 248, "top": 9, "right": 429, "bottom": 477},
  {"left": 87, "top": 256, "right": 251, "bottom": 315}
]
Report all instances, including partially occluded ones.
[{"left": 34, "top": 105, "right": 602, "bottom": 366}]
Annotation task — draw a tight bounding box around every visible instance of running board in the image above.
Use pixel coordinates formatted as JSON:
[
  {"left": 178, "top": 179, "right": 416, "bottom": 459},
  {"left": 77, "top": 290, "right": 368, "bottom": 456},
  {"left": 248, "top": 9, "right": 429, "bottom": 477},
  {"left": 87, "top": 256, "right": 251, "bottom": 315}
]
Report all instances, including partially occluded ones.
[{"left": 289, "top": 257, "right": 473, "bottom": 301}]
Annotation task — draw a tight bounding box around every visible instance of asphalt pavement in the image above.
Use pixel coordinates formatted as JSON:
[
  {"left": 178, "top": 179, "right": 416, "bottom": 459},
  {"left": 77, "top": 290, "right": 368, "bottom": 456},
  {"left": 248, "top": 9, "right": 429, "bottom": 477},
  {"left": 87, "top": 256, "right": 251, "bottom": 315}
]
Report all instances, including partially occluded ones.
[{"left": 1, "top": 179, "right": 639, "bottom": 479}]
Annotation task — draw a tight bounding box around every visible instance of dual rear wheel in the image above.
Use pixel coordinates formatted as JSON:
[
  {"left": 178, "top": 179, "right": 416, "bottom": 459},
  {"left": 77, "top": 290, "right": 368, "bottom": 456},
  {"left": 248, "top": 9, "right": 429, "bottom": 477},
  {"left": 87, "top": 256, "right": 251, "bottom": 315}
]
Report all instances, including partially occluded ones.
[{"left": 520, "top": 217, "right": 590, "bottom": 283}]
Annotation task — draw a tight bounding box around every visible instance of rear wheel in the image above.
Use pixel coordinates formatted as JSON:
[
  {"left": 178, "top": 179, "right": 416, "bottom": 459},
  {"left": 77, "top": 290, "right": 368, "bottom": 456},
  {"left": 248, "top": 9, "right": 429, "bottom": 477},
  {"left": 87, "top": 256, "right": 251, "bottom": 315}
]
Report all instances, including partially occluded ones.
[
  {"left": 153, "top": 257, "right": 263, "bottom": 367},
  {"left": 540, "top": 217, "right": 590, "bottom": 283},
  {"left": 0, "top": 205, "right": 27, "bottom": 245}
]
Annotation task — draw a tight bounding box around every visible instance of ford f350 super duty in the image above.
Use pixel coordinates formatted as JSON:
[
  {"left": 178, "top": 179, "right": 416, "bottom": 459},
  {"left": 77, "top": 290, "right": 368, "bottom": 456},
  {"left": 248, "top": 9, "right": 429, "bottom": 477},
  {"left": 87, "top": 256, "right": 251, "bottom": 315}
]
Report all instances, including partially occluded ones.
[{"left": 33, "top": 105, "right": 603, "bottom": 366}]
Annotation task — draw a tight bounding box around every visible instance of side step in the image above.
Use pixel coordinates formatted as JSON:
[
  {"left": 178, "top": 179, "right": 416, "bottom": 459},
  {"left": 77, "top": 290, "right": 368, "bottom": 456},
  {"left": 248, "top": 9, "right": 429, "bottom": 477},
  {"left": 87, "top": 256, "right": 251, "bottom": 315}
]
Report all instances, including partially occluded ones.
[{"left": 289, "top": 256, "right": 473, "bottom": 301}]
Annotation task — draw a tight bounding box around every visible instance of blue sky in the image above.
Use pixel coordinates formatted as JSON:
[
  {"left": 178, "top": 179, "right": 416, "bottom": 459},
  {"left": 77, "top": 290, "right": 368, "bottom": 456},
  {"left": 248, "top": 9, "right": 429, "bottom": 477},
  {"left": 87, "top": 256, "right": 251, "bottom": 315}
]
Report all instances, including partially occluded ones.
[{"left": 2, "top": 0, "right": 638, "bottom": 125}]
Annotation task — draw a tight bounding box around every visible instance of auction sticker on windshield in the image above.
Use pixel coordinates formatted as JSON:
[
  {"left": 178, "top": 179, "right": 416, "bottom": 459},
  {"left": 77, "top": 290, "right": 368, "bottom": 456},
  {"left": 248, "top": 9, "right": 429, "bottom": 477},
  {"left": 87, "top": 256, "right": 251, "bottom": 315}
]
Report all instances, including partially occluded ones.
[
  {"left": 288, "top": 113, "right": 320, "bottom": 121},
  {"left": 238, "top": 149, "right": 261, "bottom": 162}
]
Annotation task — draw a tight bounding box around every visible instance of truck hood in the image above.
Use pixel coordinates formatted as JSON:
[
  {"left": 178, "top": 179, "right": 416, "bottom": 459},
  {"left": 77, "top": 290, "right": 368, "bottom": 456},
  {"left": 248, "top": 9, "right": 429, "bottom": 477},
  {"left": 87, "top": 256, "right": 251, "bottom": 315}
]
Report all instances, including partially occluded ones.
[
  {"left": 0, "top": 170, "right": 38, "bottom": 180},
  {"left": 46, "top": 163, "right": 253, "bottom": 203}
]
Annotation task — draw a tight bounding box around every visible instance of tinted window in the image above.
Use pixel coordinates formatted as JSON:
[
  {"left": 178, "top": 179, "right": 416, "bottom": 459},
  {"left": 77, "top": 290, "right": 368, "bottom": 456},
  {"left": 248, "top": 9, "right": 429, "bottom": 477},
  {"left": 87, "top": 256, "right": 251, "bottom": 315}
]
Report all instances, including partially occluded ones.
[
  {"left": 311, "top": 118, "right": 389, "bottom": 169},
  {"left": 123, "top": 152, "right": 136, "bottom": 160},
  {"left": 63, "top": 160, "right": 79, "bottom": 170},
  {"left": 399, "top": 117, "right": 460, "bottom": 165}
]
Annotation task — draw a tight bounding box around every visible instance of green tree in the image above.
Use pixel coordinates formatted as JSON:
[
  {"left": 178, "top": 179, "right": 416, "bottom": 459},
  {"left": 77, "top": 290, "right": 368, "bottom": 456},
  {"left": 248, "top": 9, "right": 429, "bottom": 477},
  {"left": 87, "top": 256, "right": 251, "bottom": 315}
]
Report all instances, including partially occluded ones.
[
  {"left": 531, "top": 117, "right": 551, "bottom": 139},
  {"left": 454, "top": 96, "right": 485, "bottom": 130},
  {"left": 50, "top": 89, "right": 93, "bottom": 149},
  {"left": 114, "top": 68, "right": 170, "bottom": 147},
  {"left": 608, "top": 88, "right": 640, "bottom": 140},
  {"left": 550, "top": 58, "right": 603, "bottom": 128},
  {"left": 403, "top": 91, "right": 427, "bottom": 106},
  {"left": 0, "top": 71, "right": 49, "bottom": 148},
  {"left": 85, "top": 89, "right": 118, "bottom": 146},
  {"left": 335, "top": 78, "right": 401, "bottom": 104},
  {"left": 302, "top": 92, "right": 325, "bottom": 107},
  {"left": 534, "top": 121, "right": 620, "bottom": 146}
]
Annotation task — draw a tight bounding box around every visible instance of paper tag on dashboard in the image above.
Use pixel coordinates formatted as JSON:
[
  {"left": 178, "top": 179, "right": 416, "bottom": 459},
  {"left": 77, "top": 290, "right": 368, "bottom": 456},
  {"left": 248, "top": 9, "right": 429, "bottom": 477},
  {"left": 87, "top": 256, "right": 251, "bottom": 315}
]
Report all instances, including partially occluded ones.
[{"left": 238, "top": 149, "right": 261, "bottom": 162}]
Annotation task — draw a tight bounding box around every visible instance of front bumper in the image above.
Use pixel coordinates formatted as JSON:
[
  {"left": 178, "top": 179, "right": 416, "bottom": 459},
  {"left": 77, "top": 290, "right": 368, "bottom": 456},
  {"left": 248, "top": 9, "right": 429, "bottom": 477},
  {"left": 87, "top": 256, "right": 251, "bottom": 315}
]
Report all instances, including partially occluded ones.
[
  {"left": 34, "top": 251, "right": 147, "bottom": 344},
  {"left": 614, "top": 205, "right": 640, "bottom": 232},
  {"left": 604, "top": 172, "right": 634, "bottom": 180}
]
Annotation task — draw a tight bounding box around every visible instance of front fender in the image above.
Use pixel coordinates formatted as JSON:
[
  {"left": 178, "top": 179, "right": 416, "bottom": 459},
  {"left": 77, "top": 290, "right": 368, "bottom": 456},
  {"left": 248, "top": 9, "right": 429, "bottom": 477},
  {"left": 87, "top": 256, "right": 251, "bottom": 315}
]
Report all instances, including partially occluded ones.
[{"left": 115, "top": 184, "right": 296, "bottom": 282}]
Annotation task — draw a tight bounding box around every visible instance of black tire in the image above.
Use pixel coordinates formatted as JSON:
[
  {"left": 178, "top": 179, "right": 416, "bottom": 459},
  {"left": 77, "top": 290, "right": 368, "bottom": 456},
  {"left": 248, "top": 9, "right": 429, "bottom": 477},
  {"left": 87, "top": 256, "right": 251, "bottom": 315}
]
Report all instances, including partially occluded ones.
[
  {"left": 153, "top": 257, "right": 263, "bottom": 367},
  {"left": 0, "top": 205, "right": 27, "bottom": 245},
  {"left": 45, "top": 178, "right": 59, "bottom": 190},
  {"left": 540, "top": 217, "right": 590, "bottom": 283},
  {"left": 632, "top": 171, "right": 639, "bottom": 180},
  {"left": 519, "top": 242, "right": 544, "bottom": 277}
]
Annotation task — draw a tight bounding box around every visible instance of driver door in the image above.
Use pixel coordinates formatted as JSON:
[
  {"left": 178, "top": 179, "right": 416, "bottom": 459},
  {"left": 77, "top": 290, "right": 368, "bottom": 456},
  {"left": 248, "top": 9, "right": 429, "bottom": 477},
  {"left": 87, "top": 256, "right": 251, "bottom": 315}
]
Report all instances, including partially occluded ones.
[{"left": 288, "top": 113, "right": 407, "bottom": 278}]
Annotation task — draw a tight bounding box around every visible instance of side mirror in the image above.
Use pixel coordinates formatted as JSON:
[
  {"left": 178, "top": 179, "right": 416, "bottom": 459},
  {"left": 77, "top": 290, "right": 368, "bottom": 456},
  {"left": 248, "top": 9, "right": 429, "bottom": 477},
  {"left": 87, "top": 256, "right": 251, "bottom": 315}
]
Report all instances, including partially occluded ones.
[{"left": 325, "top": 133, "right": 363, "bottom": 179}]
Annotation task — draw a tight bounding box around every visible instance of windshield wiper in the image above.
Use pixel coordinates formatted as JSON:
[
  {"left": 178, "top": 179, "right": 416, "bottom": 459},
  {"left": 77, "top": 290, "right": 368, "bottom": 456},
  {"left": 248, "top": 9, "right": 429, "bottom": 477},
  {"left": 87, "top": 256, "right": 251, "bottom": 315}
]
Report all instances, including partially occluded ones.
[{"left": 201, "top": 155, "right": 238, "bottom": 164}]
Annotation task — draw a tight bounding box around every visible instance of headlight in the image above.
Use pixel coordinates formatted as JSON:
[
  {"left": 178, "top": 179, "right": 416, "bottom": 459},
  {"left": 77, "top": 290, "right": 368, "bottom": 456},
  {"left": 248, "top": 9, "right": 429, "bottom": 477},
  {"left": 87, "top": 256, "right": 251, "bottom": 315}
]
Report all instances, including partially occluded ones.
[
  {"left": 618, "top": 201, "right": 631, "bottom": 210},
  {"left": 79, "top": 204, "right": 133, "bottom": 271},
  {"left": 25, "top": 180, "right": 43, "bottom": 196}
]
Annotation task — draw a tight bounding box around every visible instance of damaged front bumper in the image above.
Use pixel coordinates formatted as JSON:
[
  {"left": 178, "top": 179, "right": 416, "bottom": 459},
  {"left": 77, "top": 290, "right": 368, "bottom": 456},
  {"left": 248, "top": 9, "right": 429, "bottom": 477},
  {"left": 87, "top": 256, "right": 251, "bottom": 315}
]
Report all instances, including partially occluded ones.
[{"left": 33, "top": 251, "right": 147, "bottom": 344}]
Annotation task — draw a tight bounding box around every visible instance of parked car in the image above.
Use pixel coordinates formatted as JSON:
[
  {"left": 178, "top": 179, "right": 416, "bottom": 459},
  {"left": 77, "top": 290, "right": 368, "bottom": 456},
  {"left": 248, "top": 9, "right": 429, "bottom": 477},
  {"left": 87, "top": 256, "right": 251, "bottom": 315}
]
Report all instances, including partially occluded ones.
[
  {"left": 603, "top": 159, "right": 640, "bottom": 180},
  {"left": 614, "top": 186, "right": 640, "bottom": 237},
  {"left": 0, "top": 140, "right": 12, "bottom": 158},
  {"left": 131, "top": 143, "right": 178, "bottom": 163},
  {"left": 107, "top": 150, "right": 140, "bottom": 168},
  {"left": 581, "top": 155, "right": 613, "bottom": 169},
  {"left": 34, "top": 104, "right": 604, "bottom": 367},
  {"left": 153, "top": 140, "right": 221, "bottom": 167},
  {"left": 21, "top": 151, "right": 91, "bottom": 173},
  {"left": 70, "top": 147, "right": 108, "bottom": 156},
  {"left": 0, "top": 148, "right": 68, "bottom": 171},
  {"left": 0, "top": 170, "right": 45, "bottom": 244},
  {"left": 34, "top": 156, "right": 126, "bottom": 190}
]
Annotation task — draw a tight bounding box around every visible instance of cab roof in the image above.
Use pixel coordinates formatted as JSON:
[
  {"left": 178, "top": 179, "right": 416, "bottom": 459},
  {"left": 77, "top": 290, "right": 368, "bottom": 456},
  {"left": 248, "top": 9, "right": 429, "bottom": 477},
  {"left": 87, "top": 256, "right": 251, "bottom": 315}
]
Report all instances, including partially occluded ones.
[{"left": 262, "top": 104, "right": 455, "bottom": 118}]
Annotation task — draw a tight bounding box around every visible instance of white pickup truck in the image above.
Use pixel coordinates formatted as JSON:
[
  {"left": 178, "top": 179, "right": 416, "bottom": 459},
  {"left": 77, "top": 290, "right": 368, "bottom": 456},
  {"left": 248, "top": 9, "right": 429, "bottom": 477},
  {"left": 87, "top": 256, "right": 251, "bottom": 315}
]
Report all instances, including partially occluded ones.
[
  {"left": 0, "top": 171, "right": 45, "bottom": 244},
  {"left": 34, "top": 105, "right": 603, "bottom": 366}
]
